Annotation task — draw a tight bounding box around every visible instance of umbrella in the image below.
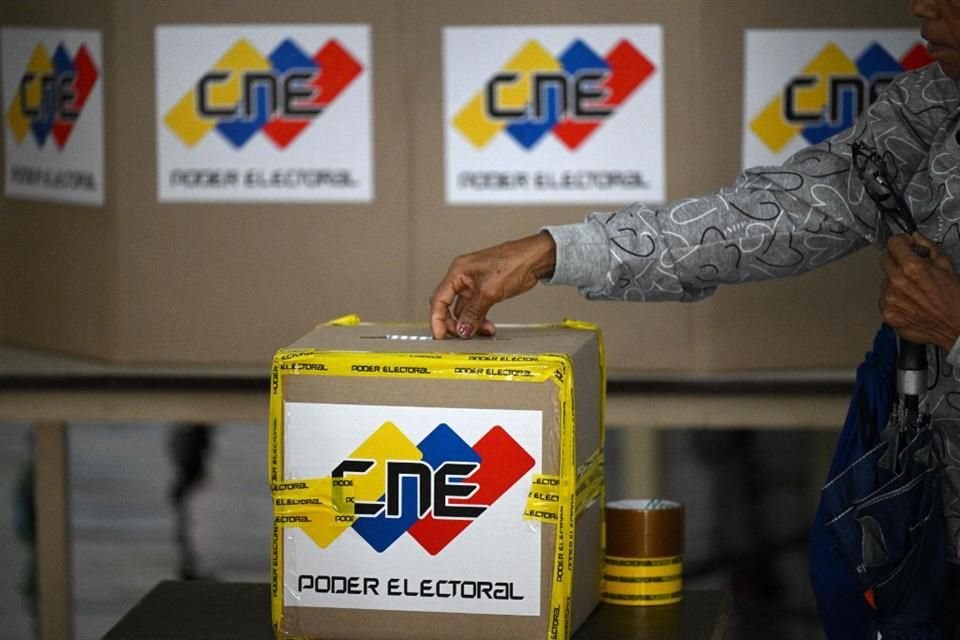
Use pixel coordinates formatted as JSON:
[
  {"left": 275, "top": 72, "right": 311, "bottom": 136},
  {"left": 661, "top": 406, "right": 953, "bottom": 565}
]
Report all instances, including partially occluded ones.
[
  {"left": 809, "top": 324, "right": 896, "bottom": 640},
  {"left": 808, "top": 140, "right": 945, "bottom": 640}
]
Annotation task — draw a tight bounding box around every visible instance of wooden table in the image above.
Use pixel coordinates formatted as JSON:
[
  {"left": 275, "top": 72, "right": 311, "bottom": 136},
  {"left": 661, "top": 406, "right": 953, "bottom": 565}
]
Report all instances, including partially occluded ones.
[
  {"left": 101, "top": 581, "right": 732, "bottom": 640},
  {"left": 0, "top": 341, "right": 853, "bottom": 640}
]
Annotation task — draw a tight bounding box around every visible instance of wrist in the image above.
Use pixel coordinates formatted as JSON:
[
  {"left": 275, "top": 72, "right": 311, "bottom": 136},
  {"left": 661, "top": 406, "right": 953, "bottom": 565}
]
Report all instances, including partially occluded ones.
[{"left": 519, "top": 231, "right": 556, "bottom": 280}]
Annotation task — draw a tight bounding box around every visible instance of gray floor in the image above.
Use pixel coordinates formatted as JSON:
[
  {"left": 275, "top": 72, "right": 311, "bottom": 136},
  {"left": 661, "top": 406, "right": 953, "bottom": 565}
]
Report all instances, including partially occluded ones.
[{"left": 0, "top": 422, "right": 830, "bottom": 640}]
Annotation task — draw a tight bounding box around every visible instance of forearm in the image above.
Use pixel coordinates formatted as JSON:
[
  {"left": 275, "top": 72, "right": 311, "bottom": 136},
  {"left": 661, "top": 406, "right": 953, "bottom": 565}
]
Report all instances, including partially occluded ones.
[
  {"left": 543, "top": 68, "right": 946, "bottom": 304},
  {"left": 543, "top": 165, "right": 875, "bottom": 303}
]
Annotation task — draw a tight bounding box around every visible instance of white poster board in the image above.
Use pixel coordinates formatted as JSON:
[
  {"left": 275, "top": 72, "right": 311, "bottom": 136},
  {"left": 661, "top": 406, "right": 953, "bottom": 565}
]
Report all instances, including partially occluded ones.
[
  {"left": 742, "top": 29, "right": 928, "bottom": 169},
  {"left": 444, "top": 25, "right": 664, "bottom": 205},
  {"left": 155, "top": 25, "right": 372, "bottom": 203},
  {"left": 2, "top": 27, "right": 104, "bottom": 206}
]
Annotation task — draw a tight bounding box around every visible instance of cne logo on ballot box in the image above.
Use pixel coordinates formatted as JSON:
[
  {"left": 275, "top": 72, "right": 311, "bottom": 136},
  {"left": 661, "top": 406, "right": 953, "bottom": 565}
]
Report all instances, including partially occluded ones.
[{"left": 281, "top": 402, "right": 543, "bottom": 616}]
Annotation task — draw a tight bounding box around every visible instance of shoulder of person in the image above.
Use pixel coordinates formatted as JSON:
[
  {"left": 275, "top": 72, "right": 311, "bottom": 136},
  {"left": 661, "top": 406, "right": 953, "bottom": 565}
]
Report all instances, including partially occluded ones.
[
  {"left": 865, "top": 64, "right": 960, "bottom": 142},
  {"left": 884, "top": 63, "right": 960, "bottom": 106}
]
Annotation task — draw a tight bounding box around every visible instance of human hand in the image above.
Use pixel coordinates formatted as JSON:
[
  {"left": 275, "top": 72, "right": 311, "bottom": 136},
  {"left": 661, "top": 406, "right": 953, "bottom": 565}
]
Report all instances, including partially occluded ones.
[
  {"left": 429, "top": 232, "right": 557, "bottom": 339},
  {"left": 879, "top": 232, "right": 960, "bottom": 351}
]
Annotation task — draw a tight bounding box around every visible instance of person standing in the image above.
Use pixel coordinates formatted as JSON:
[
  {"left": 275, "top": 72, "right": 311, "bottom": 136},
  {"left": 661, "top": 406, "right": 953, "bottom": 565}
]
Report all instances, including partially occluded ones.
[{"left": 430, "top": 0, "right": 960, "bottom": 632}]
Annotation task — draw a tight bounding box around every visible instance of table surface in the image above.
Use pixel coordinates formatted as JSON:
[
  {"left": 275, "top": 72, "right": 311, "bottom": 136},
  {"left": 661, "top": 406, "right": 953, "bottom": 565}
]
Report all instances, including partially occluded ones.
[{"left": 101, "top": 581, "right": 731, "bottom": 640}]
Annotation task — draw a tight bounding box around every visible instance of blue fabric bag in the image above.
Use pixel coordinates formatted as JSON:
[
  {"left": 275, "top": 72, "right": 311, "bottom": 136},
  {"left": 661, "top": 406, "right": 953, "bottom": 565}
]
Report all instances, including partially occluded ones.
[{"left": 809, "top": 325, "right": 945, "bottom": 640}]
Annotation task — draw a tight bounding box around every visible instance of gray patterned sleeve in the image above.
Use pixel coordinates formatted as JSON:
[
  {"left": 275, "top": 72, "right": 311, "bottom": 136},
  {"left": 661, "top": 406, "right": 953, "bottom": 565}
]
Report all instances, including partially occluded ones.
[{"left": 543, "top": 65, "right": 956, "bottom": 303}]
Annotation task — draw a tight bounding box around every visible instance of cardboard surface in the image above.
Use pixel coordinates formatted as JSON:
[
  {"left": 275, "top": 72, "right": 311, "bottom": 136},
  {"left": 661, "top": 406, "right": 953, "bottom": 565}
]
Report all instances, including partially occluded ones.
[
  {"left": 0, "top": 0, "right": 917, "bottom": 372},
  {"left": 0, "top": 0, "right": 411, "bottom": 365},
  {"left": 407, "top": 0, "right": 702, "bottom": 373},
  {"left": 270, "top": 322, "right": 603, "bottom": 639},
  {"left": 109, "top": 2, "right": 410, "bottom": 364},
  {"left": 0, "top": 0, "right": 116, "bottom": 359}
]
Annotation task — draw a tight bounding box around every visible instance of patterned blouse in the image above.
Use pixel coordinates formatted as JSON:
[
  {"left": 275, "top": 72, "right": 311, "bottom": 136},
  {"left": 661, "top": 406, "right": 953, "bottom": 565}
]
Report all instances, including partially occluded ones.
[{"left": 544, "top": 62, "right": 960, "bottom": 561}]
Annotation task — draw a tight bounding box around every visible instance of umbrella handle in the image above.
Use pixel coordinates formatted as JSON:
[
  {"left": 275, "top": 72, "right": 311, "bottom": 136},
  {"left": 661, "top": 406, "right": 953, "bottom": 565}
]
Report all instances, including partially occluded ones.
[
  {"left": 896, "top": 245, "right": 931, "bottom": 403},
  {"left": 897, "top": 339, "right": 927, "bottom": 401}
]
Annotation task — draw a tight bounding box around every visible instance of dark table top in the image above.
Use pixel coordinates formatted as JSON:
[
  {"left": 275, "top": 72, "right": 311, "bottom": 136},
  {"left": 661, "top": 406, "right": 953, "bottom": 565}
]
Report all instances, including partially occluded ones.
[{"left": 101, "top": 581, "right": 730, "bottom": 640}]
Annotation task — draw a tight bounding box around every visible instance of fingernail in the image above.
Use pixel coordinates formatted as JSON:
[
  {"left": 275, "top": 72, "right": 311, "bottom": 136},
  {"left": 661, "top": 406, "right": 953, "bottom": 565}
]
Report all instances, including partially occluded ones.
[{"left": 457, "top": 323, "right": 473, "bottom": 338}]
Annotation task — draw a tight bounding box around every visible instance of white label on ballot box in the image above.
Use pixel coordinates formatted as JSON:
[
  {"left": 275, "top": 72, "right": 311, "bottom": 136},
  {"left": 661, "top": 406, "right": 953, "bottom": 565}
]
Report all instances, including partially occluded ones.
[{"left": 283, "top": 402, "right": 543, "bottom": 615}]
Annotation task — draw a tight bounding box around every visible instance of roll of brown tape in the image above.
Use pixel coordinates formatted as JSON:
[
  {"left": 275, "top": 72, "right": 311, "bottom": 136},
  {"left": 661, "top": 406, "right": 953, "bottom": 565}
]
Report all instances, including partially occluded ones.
[
  {"left": 603, "top": 499, "right": 685, "bottom": 606},
  {"left": 606, "top": 499, "right": 684, "bottom": 558}
]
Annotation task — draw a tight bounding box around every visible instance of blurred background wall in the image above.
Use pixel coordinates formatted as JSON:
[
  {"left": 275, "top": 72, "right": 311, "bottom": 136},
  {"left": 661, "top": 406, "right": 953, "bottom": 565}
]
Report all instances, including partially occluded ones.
[{"left": 0, "top": 0, "right": 915, "bottom": 373}]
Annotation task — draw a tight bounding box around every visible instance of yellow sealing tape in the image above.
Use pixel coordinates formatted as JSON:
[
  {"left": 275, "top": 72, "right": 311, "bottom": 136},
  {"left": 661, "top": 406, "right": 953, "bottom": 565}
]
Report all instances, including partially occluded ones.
[
  {"left": 575, "top": 449, "right": 604, "bottom": 516},
  {"left": 602, "top": 576, "right": 683, "bottom": 597},
  {"left": 523, "top": 474, "right": 566, "bottom": 522},
  {"left": 601, "top": 555, "right": 683, "bottom": 606},
  {"left": 605, "top": 554, "right": 683, "bottom": 568},
  {"left": 272, "top": 477, "right": 357, "bottom": 547},
  {"left": 604, "top": 555, "right": 682, "bottom": 579},
  {"left": 602, "top": 591, "right": 683, "bottom": 606},
  {"left": 269, "top": 318, "right": 605, "bottom": 640},
  {"left": 325, "top": 313, "right": 362, "bottom": 326},
  {"left": 524, "top": 449, "right": 604, "bottom": 523}
]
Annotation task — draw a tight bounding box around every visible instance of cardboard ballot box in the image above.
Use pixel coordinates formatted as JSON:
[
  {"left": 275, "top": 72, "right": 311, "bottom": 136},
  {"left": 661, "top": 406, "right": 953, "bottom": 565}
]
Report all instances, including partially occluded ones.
[{"left": 268, "top": 317, "right": 605, "bottom": 640}]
